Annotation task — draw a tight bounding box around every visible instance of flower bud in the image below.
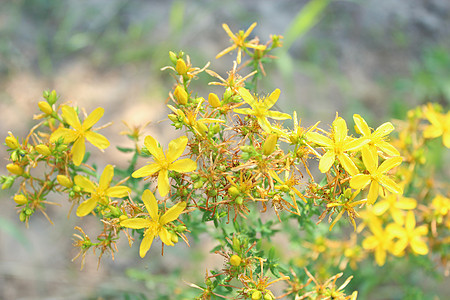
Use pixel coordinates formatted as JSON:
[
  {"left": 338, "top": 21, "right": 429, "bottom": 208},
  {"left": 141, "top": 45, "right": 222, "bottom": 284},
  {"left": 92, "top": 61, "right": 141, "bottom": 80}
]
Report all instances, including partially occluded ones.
[
  {"left": 252, "top": 291, "right": 262, "bottom": 300},
  {"left": 35, "top": 144, "right": 51, "bottom": 156},
  {"left": 48, "top": 90, "right": 58, "bottom": 105},
  {"left": 176, "top": 224, "right": 187, "bottom": 232},
  {"left": 174, "top": 86, "right": 188, "bottom": 105},
  {"left": 119, "top": 215, "right": 128, "bottom": 222},
  {"left": 168, "top": 114, "right": 178, "bottom": 123},
  {"left": 229, "top": 254, "right": 241, "bottom": 267},
  {"left": 208, "top": 93, "right": 221, "bottom": 108},
  {"left": 175, "top": 58, "right": 187, "bottom": 75},
  {"left": 235, "top": 196, "right": 244, "bottom": 205},
  {"left": 7, "top": 164, "right": 23, "bottom": 175},
  {"left": 169, "top": 51, "right": 178, "bottom": 64},
  {"left": 14, "top": 194, "right": 27, "bottom": 205},
  {"left": 263, "top": 293, "right": 274, "bottom": 300},
  {"left": 2, "top": 177, "right": 14, "bottom": 190},
  {"left": 228, "top": 186, "right": 240, "bottom": 198},
  {"left": 170, "top": 232, "right": 179, "bottom": 244},
  {"left": 19, "top": 212, "right": 27, "bottom": 222},
  {"left": 5, "top": 132, "right": 20, "bottom": 149},
  {"left": 57, "top": 175, "right": 73, "bottom": 188},
  {"left": 263, "top": 133, "right": 278, "bottom": 156},
  {"left": 10, "top": 151, "right": 19, "bottom": 162},
  {"left": 38, "top": 101, "right": 53, "bottom": 115},
  {"left": 232, "top": 236, "right": 241, "bottom": 252}
]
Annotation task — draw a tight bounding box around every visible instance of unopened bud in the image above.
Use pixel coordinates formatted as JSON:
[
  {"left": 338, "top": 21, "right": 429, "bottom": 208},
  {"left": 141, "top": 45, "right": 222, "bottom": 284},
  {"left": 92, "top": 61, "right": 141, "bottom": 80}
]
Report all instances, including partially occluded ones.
[
  {"left": 7, "top": 164, "right": 23, "bottom": 175},
  {"left": 170, "top": 232, "right": 179, "bottom": 244},
  {"left": 168, "top": 114, "right": 178, "bottom": 123},
  {"left": 175, "top": 59, "right": 187, "bottom": 75},
  {"left": 14, "top": 194, "right": 27, "bottom": 205},
  {"left": 263, "top": 293, "right": 274, "bottom": 300},
  {"left": 263, "top": 133, "right": 278, "bottom": 156},
  {"left": 229, "top": 254, "right": 241, "bottom": 267},
  {"left": 252, "top": 291, "right": 262, "bottom": 300},
  {"left": 228, "top": 186, "right": 240, "bottom": 198},
  {"left": 57, "top": 175, "right": 73, "bottom": 188},
  {"left": 174, "top": 86, "right": 188, "bottom": 105},
  {"left": 232, "top": 236, "right": 241, "bottom": 252},
  {"left": 48, "top": 90, "right": 58, "bottom": 105},
  {"left": 35, "top": 144, "right": 51, "bottom": 156},
  {"left": 5, "top": 132, "right": 20, "bottom": 149},
  {"left": 38, "top": 101, "right": 53, "bottom": 115},
  {"left": 208, "top": 93, "right": 221, "bottom": 108},
  {"left": 19, "top": 212, "right": 27, "bottom": 222},
  {"left": 169, "top": 51, "right": 178, "bottom": 64},
  {"left": 2, "top": 177, "right": 14, "bottom": 190}
]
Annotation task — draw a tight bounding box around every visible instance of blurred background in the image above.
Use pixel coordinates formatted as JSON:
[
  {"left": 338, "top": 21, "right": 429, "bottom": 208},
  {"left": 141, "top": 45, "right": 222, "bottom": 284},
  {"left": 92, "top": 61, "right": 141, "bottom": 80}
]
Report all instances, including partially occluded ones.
[{"left": 0, "top": 0, "right": 449, "bottom": 299}]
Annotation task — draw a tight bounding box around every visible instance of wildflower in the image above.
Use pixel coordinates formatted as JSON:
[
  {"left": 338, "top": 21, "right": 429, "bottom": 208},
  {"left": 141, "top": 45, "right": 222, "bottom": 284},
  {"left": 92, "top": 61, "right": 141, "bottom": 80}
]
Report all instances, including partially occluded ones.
[
  {"left": 350, "top": 147, "right": 403, "bottom": 204},
  {"left": 306, "top": 117, "right": 368, "bottom": 175},
  {"left": 207, "top": 61, "right": 256, "bottom": 92},
  {"left": 50, "top": 105, "right": 110, "bottom": 166},
  {"left": 353, "top": 114, "right": 400, "bottom": 156},
  {"left": 422, "top": 104, "right": 450, "bottom": 148},
  {"left": 432, "top": 194, "right": 450, "bottom": 217},
  {"left": 132, "top": 135, "right": 197, "bottom": 197},
  {"left": 216, "top": 22, "right": 266, "bottom": 64},
  {"left": 372, "top": 193, "right": 417, "bottom": 225},
  {"left": 387, "top": 211, "right": 429, "bottom": 256},
  {"left": 120, "top": 189, "right": 186, "bottom": 257},
  {"left": 362, "top": 218, "right": 394, "bottom": 266},
  {"left": 75, "top": 165, "right": 130, "bottom": 217},
  {"left": 234, "top": 87, "right": 291, "bottom": 133}
]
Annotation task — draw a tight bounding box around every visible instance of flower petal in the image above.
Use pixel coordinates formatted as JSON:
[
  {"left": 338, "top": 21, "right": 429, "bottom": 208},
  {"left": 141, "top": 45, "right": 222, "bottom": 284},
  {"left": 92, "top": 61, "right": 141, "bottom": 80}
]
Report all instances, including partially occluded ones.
[
  {"left": 378, "top": 156, "right": 403, "bottom": 174},
  {"left": 62, "top": 105, "right": 81, "bottom": 129},
  {"left": 318, "top": 150, "right": 336, "bottom": 173},
  {"left": 373, "top": 122, "right": 394, "bottom": 138},
  {"left": 343, "top": 137, "right": 369, "bottom": 152},
  {"left": 353, "top": 114, "right": 371, "bottom": 136},
  {"left": 372, "top": 200, "right": 389, "bottom": 216},
  {"left": 50, "top": 128, "right": 77, "bottom": 144},
  {"left": 74, "top": 175, "right": 96, "bottom": 193},
  {"left": 72, "top": 138, "right": 85, "bottom": 166},
  {"left": 139, "top": 231, "right": 155, "bottom": 258},
  {"left": 333, "top": 117, "right": 347, "bottom": 143},
  {"left": 76, "top": 198, "right": 98, "bottom": 217},
  {"left": 85, "top": 131, "right": 110, "bottom": 150},
  {"left": 367, "top": 181, "right": 379, "bottom": 205},
  {"left": 121, "top": 218, "right": 152, "bottom": 229},
  {"left": 144, "top": 135, "right": 165, "bottom": 162},
  {"left": 159, "top": 227, "right": 174, "bottom": 246},
  {"left": 169, "top": 158, "right": 197, "bottom": 173},
  {"left": 411, "top": 237, "right": 428, "bottom": 255},
  {"left": 157, "top": 168, "right": 170, "bottom": 197},
  {"left": 132, "top": 163, "right": 161, "bottom": 178},
  {"left": 361, "top": 146, "right": 378, "bottom": 173},
  {"left": 99, "top": 165, "right": 114, "bottom": 191},
  {"left": 82, "top": 107, "right": 104, "bottom": 130},
  {"left": 338, "top": 153, "right": 359, "bottom": 176},
  {"left": 142, "top": 189, "right": 158, "bottom": 221},
  {"left": 396, "top": 196, "right": 417, "bottom": 210},
  {"left": 378, "top": 175, "right": 403, "bottom": 194},
  {"left": 238, "top": 87, "right": 256, "bottom": 106},
  {"left": 160, "top": 201, "right": 186, "bottom": 225},
  {"left": 107, "top": 186, "right": 130, "bottom": 198},
  {"left": 264, "top": 89, "right": 280, "bottom": 109},
  {"left": 350, "top": 174, "right": 371, "bottom": 190},
  {"left": 234, "top": 108, "right": 255, "bottom": 116},
  {"left": 266, "top": 110, "right": 291, "bottom": 120},
  {"left": 166, "top": 136, "right": 188, "bottom": 163},
  {"left": 377, "top": 141, "right": 400, "bottom": 156},
  {"left": 306, "top": 132, "right": 333, "bottom": 147}
]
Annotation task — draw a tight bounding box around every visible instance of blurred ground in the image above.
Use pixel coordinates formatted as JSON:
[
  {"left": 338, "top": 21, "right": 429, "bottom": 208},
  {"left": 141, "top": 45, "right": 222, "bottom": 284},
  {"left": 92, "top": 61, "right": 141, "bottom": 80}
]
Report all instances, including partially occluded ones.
[{"left": 0, "top": 0, "right": 449, "bottom": 299}]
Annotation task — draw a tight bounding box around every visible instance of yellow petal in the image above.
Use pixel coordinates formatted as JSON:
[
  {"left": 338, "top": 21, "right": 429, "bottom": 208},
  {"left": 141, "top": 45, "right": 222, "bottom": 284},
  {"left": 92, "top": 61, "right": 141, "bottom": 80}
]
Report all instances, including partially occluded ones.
[
  {"left": 234, "top": 108, "right": 255, "bottom": 116},
  {"left": 367, "top": 181, "right": 379, "bottom": 205},
  {"left": 157, "top": 168, "right": 170, "bottom": 197},
  {"left": 61, "top": 105, "right": 81, "bottom": 129},
  {"left": 372, "top": 122, "right": 394, "bottom": 138},
  {"left": 222, "top": 23, "right": 235, "bottom": 40},
  {"left": 392, "top": 238, "right": 408, "bottom": 256},
  {"left": 423, "top": 125, "right": 442, "bottom": 139},
  {"left": 377, "top": 141, "right": 400, "bottom": 156},
  {"left": 333, "top": 117, "right": 347, "bottom": 143},
  {"left": 142, "top": 189, "right": 158, "bottom": 221},
  {"left": 144, "top": 135, "right": 165, "bottom": 162},
  {"left": 396, "top": 196, "right": 417, "bottom": 210},
  {"left": 375, "top": 247, "right": 386, "bottom": 266},
  {"left": 443, "top": 132, "right": 450, "bottom": 148},
  {"left": 139, "top": 231, "right": 155, "bottom": 258},
  {"left": 338, "top": 153, "right": 359, "bottom": 176},
  {"left": 159, "top": 227, "right": 174, "bottom": 246},
  {"left": 378, "top": 176, "right": 403, "bottom": 194},
  {"left": 353, "top": 114, "right": 371, "bottom": 136},
  {"left": 74, "top": 175, "right": 96, "bottom": 193},
  {"left": 264, "top": 89, "right": 280, "bottom": 109},
  {"left": 372, "top": 200, "right": 389, "bottom": 216},
  {"left": 306, "top": 132, "right": 333, "bottom": 147},
  {"left": 318, "top": 150, "right": 336, "bottom": 173},
  {"left": 76, "top": 198, "right": 98, "bottom": 217},
  {"left": 85, "top": 131, "right": 110, "bottom": 150},
  {"left": 169, "top": 158, "right": 197, "bottom": 173},
  {"left": 350, "top": 174, "right": 371, "bottom": 190},
  {"left": 343, "top": 137, "right": 369, "bottom": 152},
  {"left": 82, "top": 107, "right": 104, "bottom": 130},
  {"left": 121, "top": 218, "right": 152, "bottom": 229},
  {"left": 378, "top": 156, "right": 402, "bottom": 174},
  {"left": 50, "top": 128, "right": 77, "bottom": 143},
  {"left": 99, "top": 165, "right": 114, "bottom": 191},
  {"left": 361, "top": 146, "right": 377, "bottom": 173},
  {"left": 362, "top": 236, "right": 378, "bottom": 250},
  {"left": 266, "top": 110, "right": 291, "bottom": 120},
  {"left": 411, "top": 237, "right": 428, "bottom": 255},
  {"left": 160, "top": 201, "right": 186, "bottom": 225},
  {"left": 132, "top": 163, "right": 161, "bottom": 178},
  {"left": 72, "top": 138, "right": 85, "bottom": 166},
  {"left": 107, "top": 186, "right": 130, "bottom": 198},
  {"left": 257, "top": 117, "right": 273, "bottom": 133},
  {"left": 166, "top": 136, "right": 188, "bottom": 163},
  {"left": 243, "top": 22, "right": 257, "bottom": 39},
  {"left": 238, "top": 87, "right": 256, "bottom": 106},
  {"left": 405, "top": 211, "right": 416, "bottom": 231}
]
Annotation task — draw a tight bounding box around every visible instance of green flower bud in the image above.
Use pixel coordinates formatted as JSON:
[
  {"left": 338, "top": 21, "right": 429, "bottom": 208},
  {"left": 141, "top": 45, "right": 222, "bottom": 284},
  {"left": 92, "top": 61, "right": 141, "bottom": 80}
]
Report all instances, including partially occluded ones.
[
  {"left": 176, "top": 224, "right": 187, "bottom": 232},
  {"left": 263, "top": 293, "right": 274, "bottom": 300},
  {"left": 232, "top": 236, "right": 241, "bottom": 252},
  {"left": 2, "top": 177, "right": 14, "bottom": 190},
  {"left": 19, "top": 212, "right": 27, "bottom": 222},
  {"left": 170, "top": 232, "right": 179, "bottom": 244},
  {"left": 10, "top": 151, "right": 19, "bottom": 162},
  {"left": 48, "top": 90, "right": 58, "bottom": 105},
  {"left": 193, "top": 180, "right": 204, "bottom": 189},
  {"left": 235, "top": 196, "right": 244, "bottom": 205},
  {"left": 169, "top": 51, "right": 178, "bottom": 64}
]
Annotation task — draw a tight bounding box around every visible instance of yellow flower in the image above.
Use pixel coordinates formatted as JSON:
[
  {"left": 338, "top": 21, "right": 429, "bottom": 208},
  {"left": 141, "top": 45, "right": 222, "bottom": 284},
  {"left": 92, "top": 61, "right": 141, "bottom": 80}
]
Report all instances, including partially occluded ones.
[
  {"left": 362, "top": 218, "right": 394, "bottom": 266},
  {"left": 306, "top": 117, "right": 368, "bottom": 175},
  {"left": 350, "top": 147, "right": 403, "bottom": 204},
  {"left": 234, "top": 87, "right": 291, "bottom": 133},
  {"left": 432, "top": 194, "right": 450, "bottom": 217},
  {"left": 353, "top": 114, "right": 399, "bottom": 156},
  {"left": 372, "top": 193, "right": 417, "bottom": 225},
  {"left": 132, "top": 135, "right": 197, "bottom": 197},
  {"left": 422, "top": 104, "right": 450, "bottom": 148},
  {"left": 216, "top": 22, "right": 266, "bottom": 64},
  {"left": 387, "top": 211, "right": 429, "bottom": 256},
  {"left": 75, "top": 165, "right": 130, "bottom": 217},
  {"left": 50, "top": 105, "right": 110, "bottom": 166},
  {"left": 120, "top": 189, "right": 186, "bottom": 258}
]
